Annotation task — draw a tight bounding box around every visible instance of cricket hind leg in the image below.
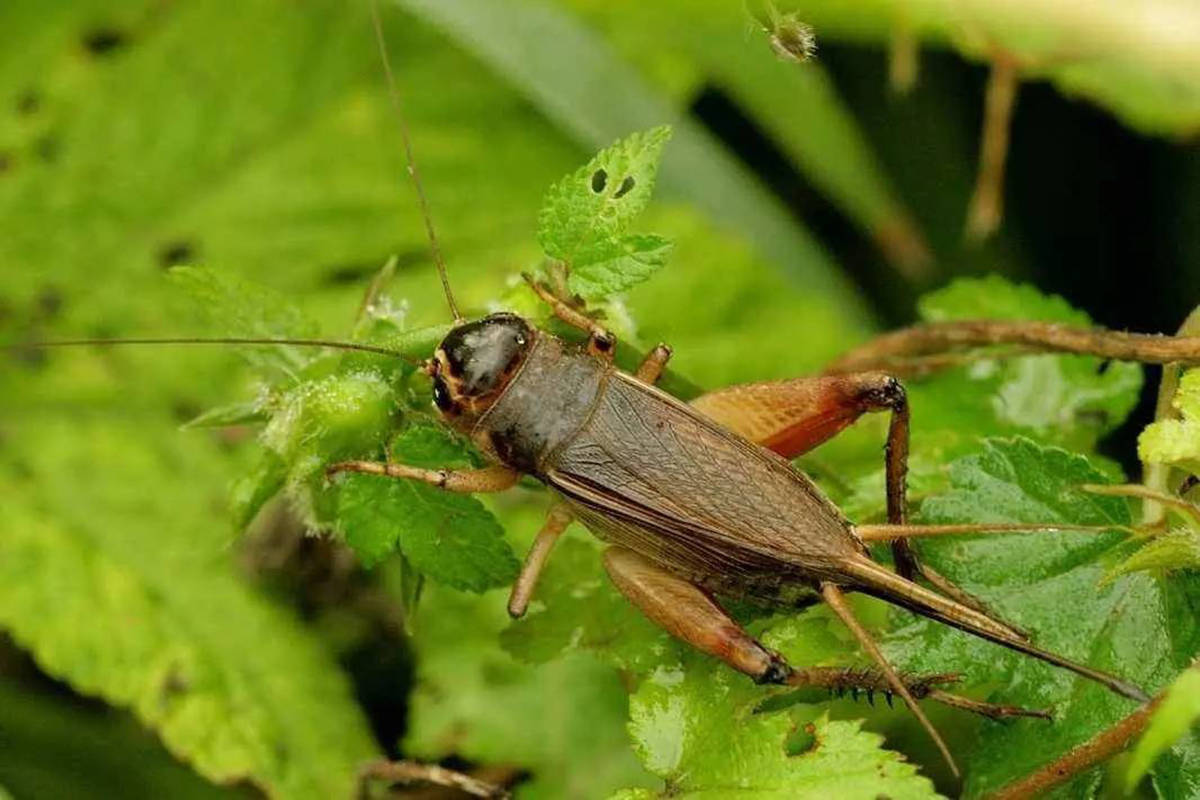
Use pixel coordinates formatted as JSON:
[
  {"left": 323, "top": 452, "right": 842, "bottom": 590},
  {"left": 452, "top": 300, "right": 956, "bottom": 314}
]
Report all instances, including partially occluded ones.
[
  {"left": 691, "top": 372, "right": 1010, "bottom": 625},
  {"left": 602, "top": 548, "right": 1049, "bottom": 721}
]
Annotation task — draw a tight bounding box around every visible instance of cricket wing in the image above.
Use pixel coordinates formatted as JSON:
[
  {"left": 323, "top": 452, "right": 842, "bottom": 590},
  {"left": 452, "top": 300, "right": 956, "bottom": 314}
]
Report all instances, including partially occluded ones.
[{"left": 545, "top": 373, "right": 865, "bottom": 588}]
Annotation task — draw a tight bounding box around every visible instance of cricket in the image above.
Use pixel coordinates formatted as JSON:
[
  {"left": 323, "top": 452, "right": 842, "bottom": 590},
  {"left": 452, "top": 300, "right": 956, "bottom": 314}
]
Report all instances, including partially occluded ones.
[{"left": 5, "top": 1, "right": 1200, "bottom": 797}]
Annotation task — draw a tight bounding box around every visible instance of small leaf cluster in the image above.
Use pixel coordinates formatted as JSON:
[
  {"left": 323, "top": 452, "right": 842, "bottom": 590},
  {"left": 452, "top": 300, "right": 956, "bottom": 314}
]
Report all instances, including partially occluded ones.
[{"left": 537, "top": 126, "right": 674, "bottom": 300}]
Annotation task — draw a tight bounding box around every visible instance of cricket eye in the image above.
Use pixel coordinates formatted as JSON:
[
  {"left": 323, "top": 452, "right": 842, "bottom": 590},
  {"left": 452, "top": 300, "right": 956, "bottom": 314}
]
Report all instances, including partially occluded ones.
[{"left": 432, "top": 376, "right": 454, "bottom": 411}]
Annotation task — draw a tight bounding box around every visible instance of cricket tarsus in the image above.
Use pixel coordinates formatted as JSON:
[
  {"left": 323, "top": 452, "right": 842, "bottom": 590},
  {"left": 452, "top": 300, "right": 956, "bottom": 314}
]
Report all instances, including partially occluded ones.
[
  {"left": 369, "top": 0, "right": 461, "bottom": 322},
  {"left": 844, "top": 556, "right": 1150, "bottom": 703}
]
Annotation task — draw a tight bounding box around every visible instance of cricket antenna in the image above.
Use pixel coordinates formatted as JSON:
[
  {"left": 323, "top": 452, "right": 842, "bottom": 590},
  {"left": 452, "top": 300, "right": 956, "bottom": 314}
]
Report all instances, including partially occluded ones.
[
  {"left": 7, "top": 336, "right": 421, "bottom": 365},
  {"left": 369, "top": 0, "right": 462, "bottom": 323}
]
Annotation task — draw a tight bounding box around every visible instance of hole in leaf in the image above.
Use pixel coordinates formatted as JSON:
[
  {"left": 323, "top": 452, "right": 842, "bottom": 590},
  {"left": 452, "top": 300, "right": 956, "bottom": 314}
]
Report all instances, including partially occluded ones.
[
  {"left": 590, "top": 168, "right": 607, "bottom": 193},
  {"left": 82, "top": 27, "right": 129, "bottom": 57},
  {"left": 158, "top": 240, "right": 195, "bottom": 269},
  {"left": 16, "top": 89, "right": 40, "bottom": 116},
  {"left": 614, "top": 176, "right": 635, "bottom": 198}
]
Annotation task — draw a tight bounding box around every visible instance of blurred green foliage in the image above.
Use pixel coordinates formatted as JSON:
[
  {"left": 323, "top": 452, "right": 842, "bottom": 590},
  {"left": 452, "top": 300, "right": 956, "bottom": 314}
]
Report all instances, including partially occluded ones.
[{"left": 3, "top": 0, "right": 1200, "bottom": 799}]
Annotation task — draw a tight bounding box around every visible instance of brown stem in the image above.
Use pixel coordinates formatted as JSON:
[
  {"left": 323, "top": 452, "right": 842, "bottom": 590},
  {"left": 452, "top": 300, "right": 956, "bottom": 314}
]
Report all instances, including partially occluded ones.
[
  {"left": 985, "top": 696, "right": 1161, "bottom": 800},
  {"left": 826, "top": 320, "right": 1200, "bottom": 375},
  {"left": 965, "top": 53, "right": 1020, "bottom": 241},
  {"left": 358, "top": 759, "right": 512, "bottom": 799}
]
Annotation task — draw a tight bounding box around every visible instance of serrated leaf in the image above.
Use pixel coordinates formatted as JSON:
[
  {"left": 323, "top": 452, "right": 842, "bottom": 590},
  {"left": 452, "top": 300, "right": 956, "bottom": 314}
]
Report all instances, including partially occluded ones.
[
  {"left": 0, "top": 418, "right": 377, "bottom": 798},
  {"left": 336, "top": 424, "right": 519, "bottom": 588},
  {"left": 568, "top": 233, "right": 674, "bottom": 301},
  {"left": 538, "top": 125, "right": 670, "bottom": 261},
  {"left": 169, "top": 266, "right": 320, "bottom": 380},
  {"left": 620, "top": 659, "right": 938, "bottom": 799},
  {"left": 1126, "top": 666, "right": 1200, "bottom": 792},
  {"left": 883, "top": 437, "right": 1187, "bottom": 797}
]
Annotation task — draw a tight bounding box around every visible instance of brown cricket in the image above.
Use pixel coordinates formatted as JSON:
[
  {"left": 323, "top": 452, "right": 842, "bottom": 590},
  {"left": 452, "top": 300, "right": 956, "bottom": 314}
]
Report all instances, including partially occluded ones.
[{"left": 17, "top": 2, "right": 1200, "bottom": 784}]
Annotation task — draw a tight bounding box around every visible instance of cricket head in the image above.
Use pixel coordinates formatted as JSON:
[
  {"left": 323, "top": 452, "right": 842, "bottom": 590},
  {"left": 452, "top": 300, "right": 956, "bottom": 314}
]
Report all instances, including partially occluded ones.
[{"left": 428, "top": 313, "right": 534, "bottom": 419}]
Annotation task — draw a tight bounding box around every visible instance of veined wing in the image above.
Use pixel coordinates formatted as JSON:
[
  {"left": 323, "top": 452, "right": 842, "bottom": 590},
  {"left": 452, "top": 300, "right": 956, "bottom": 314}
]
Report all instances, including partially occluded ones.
[{"left": 545, "top": 373, "right": 864, "bottom": 582}]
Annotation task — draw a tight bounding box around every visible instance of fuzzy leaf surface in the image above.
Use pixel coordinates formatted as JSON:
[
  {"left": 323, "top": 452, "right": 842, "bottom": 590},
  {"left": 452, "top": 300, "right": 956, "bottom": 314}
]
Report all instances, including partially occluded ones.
[
  {"left": 336, "top": 424, "right": 518, "bottom": 587},
  {"left": 619, "top": 658, "right": 938, "bottom": 799},
  {"left": 0, "top": 419, "right": 377, "bottom": 798},
  {"left": 882, "top": 438, "right": 1189, "bottom": 797}
]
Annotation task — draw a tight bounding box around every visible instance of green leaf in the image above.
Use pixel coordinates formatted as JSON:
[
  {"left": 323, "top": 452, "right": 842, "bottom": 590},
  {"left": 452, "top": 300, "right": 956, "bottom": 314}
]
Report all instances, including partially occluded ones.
[
  {"left": 568, "top": 232, "right": 674, "bottom": 301},
  {"left": 538, "top": 126, "right": 672, "bottom": 296},
  {"left": 180, "top": 399, "right": 267, "bottom": 430},
  {"left": 262, "top": 370, "right": 396, "bottom": 488},
  {"left": 1126, "top": 666, "right": 1200, "bottom": 792},
  {"left": 0, "top": 418, "right": 378, "bottom": 798},
  {"left": 406, "top": 578, "right": 654, "bottom": 799},
  {"left": 230, "top": 450, "right": 288, "bottom": 530},
  {"left": 620, "top": 658, "right": 938, "bottom": 799},
  {"left": 169, "top": 266, "right": 320, "bottom": 380},
  {"left": 917, "top": 276, "right": 1142, "bottom": 445},
  {"left": 336, "top": 423, "right": 519, "bottom": 587},
  {"left": 886, "top": 437, "right": 1185, "bottom": 797},
  {"left": 1141, "top": 368, "right": 1200, "bottom": 473}
]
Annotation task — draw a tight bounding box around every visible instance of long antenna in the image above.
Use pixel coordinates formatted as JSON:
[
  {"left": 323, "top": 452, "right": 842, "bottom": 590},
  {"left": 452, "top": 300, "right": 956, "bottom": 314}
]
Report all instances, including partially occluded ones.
[
  {"left": 369, "top": 0, "right": 462, "bottom": 322},
  {"left": 8, "top": 336, "right": 418, "bottom": 363}
]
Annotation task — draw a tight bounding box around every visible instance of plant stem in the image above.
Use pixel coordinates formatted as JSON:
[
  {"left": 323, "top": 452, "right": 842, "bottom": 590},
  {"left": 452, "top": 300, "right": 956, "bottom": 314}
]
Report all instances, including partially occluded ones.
[
  {"left": 826, "top": 320, "right": 1200, "bottom": 375},
  {"left": 985, "top": 696, "right": 1162, "bottom": 800}
]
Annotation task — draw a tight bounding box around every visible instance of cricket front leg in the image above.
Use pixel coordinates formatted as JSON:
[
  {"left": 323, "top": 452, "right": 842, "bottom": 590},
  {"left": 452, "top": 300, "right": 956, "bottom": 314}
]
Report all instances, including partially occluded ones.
[
  {"left": 326, "top": 460, "right": 520, "bottom": 492},
  {"left": 602, "top": 547, "right": 1046, "bottom": 720},
  {"left": 524, "top": 274, "right": 616, "bottom": 359}
]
